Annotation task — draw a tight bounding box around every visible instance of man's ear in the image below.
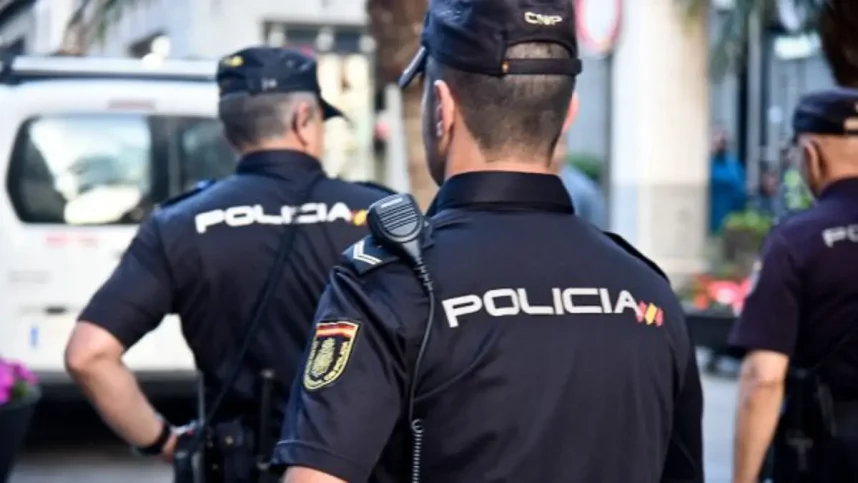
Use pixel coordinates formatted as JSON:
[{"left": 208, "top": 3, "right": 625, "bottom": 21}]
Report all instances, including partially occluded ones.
[
  {"left": 292, "top": 102, "right": 314, "bottom": 147},
  {"left": 433, "top": 80, "right": 455, "bottom": 141},
  {"left": 562, "top": 93, "right": 579, "bottom": 134},
  {"left": 801, "top": 137, "right": 822, "bottom": 179}
]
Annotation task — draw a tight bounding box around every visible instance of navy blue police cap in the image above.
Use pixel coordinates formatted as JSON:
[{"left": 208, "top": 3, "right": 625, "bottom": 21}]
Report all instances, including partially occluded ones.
[
  {"left": 398, "top": 0, "right": 583, "bottom": 88},
  {"left": 792, "top": 88, "right": 858, "bottom": 136},
  {"left": 216, "top": 46, "right": 344, "bottom": 119}
]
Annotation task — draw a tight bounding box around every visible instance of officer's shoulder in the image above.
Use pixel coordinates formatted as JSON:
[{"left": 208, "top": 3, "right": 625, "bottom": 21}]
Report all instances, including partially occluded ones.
[
  {"left": 601, "top": 231, "right": 669, "bottom": 281},
  {"left": 158, "top": 179, "right": 218, "bottom": 210},
  {"left": 355, "top": 180, "right": 398, "bottom": 195},
  {"left": 327, "top": 178, "right": 397, "bottom": 204},
  {"left": 341, "top": 216, "right": 450, "bottom": 276},
  {"left": 769, "top": 206, "right": 822, "bottom": 245},
  {"left": 341, "top": 235, "right": 401, "bottom": 275}
]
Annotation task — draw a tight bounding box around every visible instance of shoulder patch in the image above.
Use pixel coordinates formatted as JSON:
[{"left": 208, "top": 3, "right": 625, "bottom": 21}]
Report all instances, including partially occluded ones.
[
  {"left": 602, "top": 231, "right": 669, "bottom": 281},
  {"left": 343, "top": 236, "right": 400, "bottom": 275},
  {"left": 303, "top": 320, "right": 360, "bottom": 391},
  {"left": 356, "top": 181, "right": 398, "bottom": 195},
  {"left": 159, "top": 179, "right": 216, "bottom": 208}
]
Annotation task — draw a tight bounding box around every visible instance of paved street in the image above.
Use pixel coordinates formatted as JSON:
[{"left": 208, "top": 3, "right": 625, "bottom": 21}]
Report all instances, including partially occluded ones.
[{"left": 11, "top": 359, "right": 740, "bottom": 483}]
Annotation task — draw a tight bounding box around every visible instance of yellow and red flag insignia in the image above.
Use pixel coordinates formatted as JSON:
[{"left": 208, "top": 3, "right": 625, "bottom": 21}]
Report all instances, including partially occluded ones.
[
  {"left": 352, "top": 210, "right": 368, "bottom": 226},
  {"left": 636, "top": 302, "right": 663, "bottom": 326},
  {"left": 303, "top": 321, "right": 359, "bottom": 390}
]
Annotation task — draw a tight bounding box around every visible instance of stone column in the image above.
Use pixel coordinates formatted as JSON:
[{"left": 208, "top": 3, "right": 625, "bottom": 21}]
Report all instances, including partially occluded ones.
[{"left": 609, "top": 0, "right": 710, "bottom": 281}]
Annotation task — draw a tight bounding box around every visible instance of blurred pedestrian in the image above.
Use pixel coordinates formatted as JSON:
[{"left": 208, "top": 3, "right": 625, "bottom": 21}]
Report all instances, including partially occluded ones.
[
  {"left": 63, "top": 46, "right": 393, "bottom": 483},
  {"left": 552, "top": 141, "right": 607, "bottom": 228},
  {"left": 710, "top": 128, "right": 747, "bottom": 234},
  {"left": 751, "top": 163, "right": 785, "bottom": 218},
  {"left": 729, "top": 89, "right": 858, "bottom": 483}
]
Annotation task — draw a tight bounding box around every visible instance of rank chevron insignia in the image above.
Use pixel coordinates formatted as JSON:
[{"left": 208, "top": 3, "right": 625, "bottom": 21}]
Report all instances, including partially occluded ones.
[{"left": 352, "top": 239, "right": 381, "bottom": 265}]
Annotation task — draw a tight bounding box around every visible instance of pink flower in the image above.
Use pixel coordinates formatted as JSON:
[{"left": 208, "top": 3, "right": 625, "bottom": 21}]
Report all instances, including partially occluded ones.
[
  {"left": 0, "top": 363, "right": 13, "bottom": 405},
  {"left": 10, "top": 362, "right": 37, "bottom": 385}
]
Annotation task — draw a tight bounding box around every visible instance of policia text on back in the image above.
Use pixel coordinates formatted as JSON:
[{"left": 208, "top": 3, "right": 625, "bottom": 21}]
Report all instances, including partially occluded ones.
[{"left": 63, "top": 45, "right": 393, "bottom": 483}]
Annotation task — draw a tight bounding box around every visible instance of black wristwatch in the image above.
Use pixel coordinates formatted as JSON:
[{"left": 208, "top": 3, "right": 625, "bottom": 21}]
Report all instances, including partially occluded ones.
[{"left": 132, "top": 419, "right": 172, "bottom": 456}]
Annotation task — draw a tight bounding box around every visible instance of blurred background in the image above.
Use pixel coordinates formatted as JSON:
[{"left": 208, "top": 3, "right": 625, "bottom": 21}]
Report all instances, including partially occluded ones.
[{"left": 0, "top": 0, "right": 837, "bottom": 481}]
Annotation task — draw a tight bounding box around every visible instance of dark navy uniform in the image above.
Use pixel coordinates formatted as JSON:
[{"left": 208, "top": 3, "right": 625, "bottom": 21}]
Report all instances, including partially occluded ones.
[
  {"left": 731, "top": 89, "right": 858, "bottom": 394},
  {"left": 273, "top": 173, "right": 704, "bottom": 482},
  {"left": 78, "top": 47, "right": 392, "bottom": 480},
  {"left": 730, "top": 90, "right": 858, "bottom": 482}
]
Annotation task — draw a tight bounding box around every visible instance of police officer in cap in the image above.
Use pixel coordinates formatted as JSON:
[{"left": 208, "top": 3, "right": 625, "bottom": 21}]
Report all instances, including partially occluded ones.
[
  {"left": 730, "top": 88, "right": 858, "bottom": 483},
  {"left": 272, "top": 0, "right": 704, "bottom": 481},
  {"left": 64, "top": 46, "right": 392, "bottom": 482}
]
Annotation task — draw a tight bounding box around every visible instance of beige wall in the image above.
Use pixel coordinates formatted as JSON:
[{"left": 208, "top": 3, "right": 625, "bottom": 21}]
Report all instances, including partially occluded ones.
[
  {"left": 609, "top": 0, "right": 709, "bottom": 281},
  {"left": 200, "top": 0, "right": 365, "bottom": 57}
]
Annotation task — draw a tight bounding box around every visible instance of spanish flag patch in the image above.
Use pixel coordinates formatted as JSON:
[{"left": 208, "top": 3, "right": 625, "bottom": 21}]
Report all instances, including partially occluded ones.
[{"left": 303, "top": 321, "right": 359, "bottom": 390}]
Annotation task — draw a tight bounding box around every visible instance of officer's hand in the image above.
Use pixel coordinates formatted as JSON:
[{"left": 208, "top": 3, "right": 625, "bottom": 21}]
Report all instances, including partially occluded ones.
[{"left": 159, "top": 427, "right": 181, "bottom": 463}]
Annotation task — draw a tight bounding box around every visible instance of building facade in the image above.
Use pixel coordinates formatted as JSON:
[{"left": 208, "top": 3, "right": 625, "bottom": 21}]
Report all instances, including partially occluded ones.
[{"left": 0, "top": 0, "right": 836, "bottom": 278}]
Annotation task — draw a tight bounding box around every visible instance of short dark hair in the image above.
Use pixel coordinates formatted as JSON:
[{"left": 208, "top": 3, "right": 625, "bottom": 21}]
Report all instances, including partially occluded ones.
[
  {"left": 426, "top": 42, "right": 576, "bottom": 159},
  {"left": 217, "top": 92, "right": 318, "bottom": 148}
]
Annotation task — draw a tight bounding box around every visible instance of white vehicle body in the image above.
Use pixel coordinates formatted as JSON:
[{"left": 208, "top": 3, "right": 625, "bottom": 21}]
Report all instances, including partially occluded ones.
[{"left": 0, "top": 56, "right": 235, "bottom": 388}]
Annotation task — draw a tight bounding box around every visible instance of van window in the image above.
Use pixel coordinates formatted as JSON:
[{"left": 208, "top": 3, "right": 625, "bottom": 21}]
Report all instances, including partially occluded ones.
[
  {"left": 7, "top": 114, "right": 233, "bottom": 225},
  {"left": 174, "top": 117, "right": 235, "bottom": 190}
]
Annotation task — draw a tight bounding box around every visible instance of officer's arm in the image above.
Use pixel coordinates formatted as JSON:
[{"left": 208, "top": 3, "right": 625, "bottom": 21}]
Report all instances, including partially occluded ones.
[
  {"left": 65, "top": 215, "right": 177, "bottom": 454},
  {"left": 274, "top": 264, "right": 409, "bottom": 483},
  {"left": 662, "top": 317, "right": 705, "bottom": 483},
  {"left": 728, "top": 231, "right": 796, "bottom": 483}
]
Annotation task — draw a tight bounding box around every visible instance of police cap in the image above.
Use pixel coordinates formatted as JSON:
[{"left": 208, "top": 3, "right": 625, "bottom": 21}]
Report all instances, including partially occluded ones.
[
  {"left": 792, "top": 88, "right": 858, "bottom": 136},
  {"left": 398, "top": 0, "right": 583, "bottom": 88},
  {"left": 216, "top": 46, "right": 343, "bottom": 119}
]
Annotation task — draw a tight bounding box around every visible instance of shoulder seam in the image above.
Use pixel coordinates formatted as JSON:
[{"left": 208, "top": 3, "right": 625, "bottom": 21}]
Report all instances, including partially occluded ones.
[{"left": 602, "top": 231, "right": 668, "bottom": 281}]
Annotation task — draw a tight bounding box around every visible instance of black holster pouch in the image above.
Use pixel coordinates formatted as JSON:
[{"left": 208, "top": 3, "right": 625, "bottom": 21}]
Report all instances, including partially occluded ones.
[
  {"left": 204, "top": 420, "right": 258, "bottom": 483},
  {"left": 771, "top": 369, "right": 858, "bottom": 483},
  {"left": 174, "top": 369, "right": 280, "bottom": 483}
]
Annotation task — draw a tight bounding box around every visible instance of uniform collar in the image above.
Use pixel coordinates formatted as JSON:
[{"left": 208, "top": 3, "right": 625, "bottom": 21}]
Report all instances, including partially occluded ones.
[
  {"left": 235, "top": 149, "right": 324, "bottom": 179},
  {"left": 820, "top": 177, "right": 858, "bottom": 200},
  {"left": 432, "top": 171, "right": 574, "bottom": 213}
]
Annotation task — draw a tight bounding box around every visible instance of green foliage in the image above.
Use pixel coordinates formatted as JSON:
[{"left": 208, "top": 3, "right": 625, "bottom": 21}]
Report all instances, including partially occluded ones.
[
  {"left": 565, "top": 152, "right": 603, "bottom": 183},
  {"left": 722, "top": 208, "right": 774, "bottom": 234}
]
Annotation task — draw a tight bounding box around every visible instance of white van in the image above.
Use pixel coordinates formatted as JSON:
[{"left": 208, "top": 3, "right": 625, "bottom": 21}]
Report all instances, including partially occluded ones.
[{"left": 0, "top": 55, "right": 237, "bottom": 391}]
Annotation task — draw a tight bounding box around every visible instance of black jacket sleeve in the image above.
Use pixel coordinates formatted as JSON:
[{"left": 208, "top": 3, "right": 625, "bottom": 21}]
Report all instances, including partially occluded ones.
[
  {"left": 661, "top": 327, "right": 705, "bottom": 483},
  {"left": 272, "top": 264, "right": 410, "bottom": 481},
  {"left": 78, "top": 215, "right": 174, "bottom": 347}
]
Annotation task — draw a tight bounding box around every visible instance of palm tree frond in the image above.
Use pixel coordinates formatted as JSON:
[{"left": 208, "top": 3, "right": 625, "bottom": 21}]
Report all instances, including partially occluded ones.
[
  {"left": 59, "top": 0, "right": 141, "bottom": 54},
  {"left": 676, "top": 0, "right": 823, "bottom": 78}
]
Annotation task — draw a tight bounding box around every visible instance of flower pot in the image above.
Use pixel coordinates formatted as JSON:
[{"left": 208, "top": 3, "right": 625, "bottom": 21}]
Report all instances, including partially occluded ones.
[
  {"left": 0, "top": 388, "right": 40, "bottom": 482},
  {"left": 722, "top": 229, "right": 762, "bottom": 268}
]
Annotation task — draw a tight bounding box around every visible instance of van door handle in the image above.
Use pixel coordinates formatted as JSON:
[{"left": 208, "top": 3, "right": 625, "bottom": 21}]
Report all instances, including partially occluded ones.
[{"left": 44, "top": 306, "right": 69, "bottom": 315}]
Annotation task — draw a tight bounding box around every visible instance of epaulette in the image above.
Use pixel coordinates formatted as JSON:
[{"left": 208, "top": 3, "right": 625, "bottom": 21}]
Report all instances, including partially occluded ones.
[
  {"left": 159, "top": 179, "right": 216, "bottom": 208},
  {"left": 357, "top": 181, "right": 398, "bottom": 195},
  {"left": 344, "top": 218, "right": 442, "bottom": 275},
  {"left": 342, "top": 235, "right": 401, "bottom": 275},
  {"left": 602, "top": 231, "right": 669, "bottom": 281}
]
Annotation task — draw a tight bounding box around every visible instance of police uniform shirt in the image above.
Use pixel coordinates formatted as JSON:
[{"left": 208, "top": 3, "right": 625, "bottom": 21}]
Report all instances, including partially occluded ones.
[
  {"left": 273, "top": 173, "right": 704, "bottom": 482},
  {"left": 730, "top": 178, "right": 858, "bottom": 398},
  {"left": 79, "top": 150, "right": 391, "bottom": 410}
]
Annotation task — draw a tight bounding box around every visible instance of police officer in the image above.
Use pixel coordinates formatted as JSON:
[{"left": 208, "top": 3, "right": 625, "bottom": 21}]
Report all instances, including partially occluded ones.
[
  {"left": 63, "top": 46, "right": 392, "bottom": 482},
  {"left": 730, "top": 89, "right": 858, "bottom": 483},
  {"left": 272, "top": 1, "right": 705, "bottom": 482}
]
